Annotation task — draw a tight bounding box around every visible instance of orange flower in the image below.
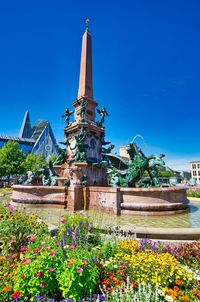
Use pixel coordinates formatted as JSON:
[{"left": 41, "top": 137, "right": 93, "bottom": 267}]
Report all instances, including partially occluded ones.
[
  {"left": 2, "top": 285, "right": 13, "bottom": 292},
  {"left": 181, "top": 296, "right": 190, "bottom": 302},
  {"left": 11, "top": 253, "right": 18, "bottom": 259},
  {"left": 166, "top": 289, "right": 177, "bottom": 299},
  {"left": 66, "top": 258, "right": 75, "bottom": 266},
  {"left": 197, "top": 290, "right": 200, "bottom": 298},
  {"left": 173, "top": 286, "right": 179, "bottom": 292},
  {"left": 132, "top": 281, "right": 137, "bottom": 288},
  {"left": 175, "top": 279, "right": 183, "bottom": 285},
  {"left": 178, "top": 290, "right": 183, "bottom": 296},
  {"left": 69, "top": 258, "right": 75, "bottom": 264}
]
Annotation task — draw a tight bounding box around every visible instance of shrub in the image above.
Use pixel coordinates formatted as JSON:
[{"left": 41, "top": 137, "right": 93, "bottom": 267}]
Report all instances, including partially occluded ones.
[
  {"left": 58, "top": 212, "right": 91, "bottom": 247},
  {"left": 13, "top": 236, "right": 99, "bottom": 301},
  {"left": 187, "top": 190, "right": 200, "bottom": 198},
  {"left": 13, "top": 237, "right": 64, "bottom": 300},
  {"left": 0, "top": 204, "right": 48, "bottom": 255}
]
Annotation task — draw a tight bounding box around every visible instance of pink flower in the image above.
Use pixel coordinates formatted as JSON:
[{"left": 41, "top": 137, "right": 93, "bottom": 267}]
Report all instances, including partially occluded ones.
[
  {"left": 36, "top": 271, "right": 43, "bottom": 278},
  {"left": 77, "top": 268, "right": 83, "bottom": 274},
  {"left": 69, "top": 245, "right": 75, "bottom": 250},
  {"left": 20, "top": 246, "right": 28, "bottom": 252},
  {"left": 40, "top": 282, "right": 46, "bottom": 288},
  {"left": 61, "top": 218, "right": 67, "bottom": 224},
  {"left": 21, "top": 274, "right": 25, "bottom": 279},
  {"left": 45, "top": 246, "right": 50, "bottom": 250},
  {"left": 56, "top": 241, "right": 61, "bottom": 246},
  {"left": 50, "top": 249, "right": 58, "bottom": 256},
  {"left": 48, "top": 268, "right": 54, "bottom": 273},
  {"left": 28, "top": 234, "right": 36, "bottom": 242},
  {"left": 34, "top": 247, "right": 41, "bottom": 254},
  {"left": 22, "top": 259, "right": 31, "bottom": 265}
]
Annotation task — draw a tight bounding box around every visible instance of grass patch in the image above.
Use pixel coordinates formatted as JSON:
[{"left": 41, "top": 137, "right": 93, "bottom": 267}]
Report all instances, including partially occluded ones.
[{"left": 187, "top": 190, "right": 200, "bottom": 198}]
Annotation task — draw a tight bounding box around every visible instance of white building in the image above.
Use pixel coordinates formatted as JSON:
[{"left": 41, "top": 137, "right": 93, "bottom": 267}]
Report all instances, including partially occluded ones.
[{"left": 190, "top": 161, "right": 200, "bottom": 184}]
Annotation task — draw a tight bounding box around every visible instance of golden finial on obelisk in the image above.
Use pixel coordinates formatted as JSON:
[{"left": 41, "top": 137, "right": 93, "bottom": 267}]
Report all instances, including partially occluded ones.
[{"left": 86, "top": 18, "right": 90, "bottom": 30}]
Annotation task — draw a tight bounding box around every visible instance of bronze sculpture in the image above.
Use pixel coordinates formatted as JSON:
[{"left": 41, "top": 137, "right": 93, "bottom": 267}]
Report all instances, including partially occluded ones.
[
  {"left": 107, "top": 142, "right": 167, "bottom": 188},
  {"left": 62, "top": 109, "right": 74, "bottom": 126},
  {"left": 77, "top": 99, "right": 87, "bottom": 121},
  {"left": 97, "top": 107, "right": 109, "bottom": 127},
  {"left": 70, "top": 127, "right": 90, "bottom": 162}
]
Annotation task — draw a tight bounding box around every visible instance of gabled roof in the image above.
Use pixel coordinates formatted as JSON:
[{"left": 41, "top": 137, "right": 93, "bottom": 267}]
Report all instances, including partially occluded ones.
[
  {"left": 0, "top": 134, "right": 35, "bottom": 144},
  {"left": 19, "top": 111, "right": 32, "bottom": 138},
  {"left": 31, "top": 120, "right": 49, "bottom": 141}
]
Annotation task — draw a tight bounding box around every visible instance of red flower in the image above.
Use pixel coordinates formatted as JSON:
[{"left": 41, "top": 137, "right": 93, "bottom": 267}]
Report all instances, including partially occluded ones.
[
  {"left": 20, "top": 246, "right": 28, "bottom": 252},
  {"left": 34, "top": 247, "right": 41, "bottom": 254},
  {"left": 36, "top": 271, "right": 43, "bottom": 277},
  {"left": 11, "top": 291, "right": 22, "bottom": 298},
  {"left": 40, "top": 282, "right": 46, "bottom": 288}
]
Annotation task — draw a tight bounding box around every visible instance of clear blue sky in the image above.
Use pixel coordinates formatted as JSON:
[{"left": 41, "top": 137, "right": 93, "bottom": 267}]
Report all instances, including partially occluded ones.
[{"left": 0, "top": 0, "right": 200, "bottom": 170}]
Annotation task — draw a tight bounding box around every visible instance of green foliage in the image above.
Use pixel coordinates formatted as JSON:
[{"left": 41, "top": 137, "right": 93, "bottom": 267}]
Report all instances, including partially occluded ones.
[
  {"left": 13, "top": 237, "right": 99, "bottom": 301},
  {"left": 13, "top": 237, "right": 64, "bottom": 300},
  {"left": 58, "top": 212, "right": 91, "bottom": 246},
  {"left": 0, "top": 140, "right": 25, "bottom": 178},
  {"left": 158, "top": 171, "right": 177, "bottom": 178},
  {"left": 0, "top": 204, "right": 48, "bottom": 255},
  {"left": 99, "top": 241, "right": 119, "bottom": 260},
  {"left": 1, "top": 211, "right": 200, "bottom": 302},
  {"left": 22, "top": 153, "right": 39, "bottom": 173},
  {"left": 36, "top": 154, "right": 48, "bottom": 170},
  {"left": 187, "top": 190, "right": 200, "bottom": 198},
  {"left": 23, "top": 153, "right": 47, "bottom": 175},
  {"left": 57, "top": 247, "right": 99, "bottom": 300},
  {"left": 48, "top": 153, "right": 57, "bottom": 165}
]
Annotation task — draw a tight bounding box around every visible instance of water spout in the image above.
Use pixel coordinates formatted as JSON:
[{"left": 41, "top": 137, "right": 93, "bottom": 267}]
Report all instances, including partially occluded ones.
[{"left": 132, "top": 134, "right": 147, "bottom": 148}]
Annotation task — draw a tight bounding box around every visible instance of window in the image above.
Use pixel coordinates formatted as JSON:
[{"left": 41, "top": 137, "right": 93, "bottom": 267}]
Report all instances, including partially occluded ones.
[
  {"left": 193, "top": 171, "right": 197, "bottom": 176},
  {"left": 192, "top": 164, "right": 196, "bottom": 169},
  {"left": 198, "top": 164, "right": 200, "bottom": 169},
  {"left": 198, "top": 171, "right": 200, "bottom": 176}
]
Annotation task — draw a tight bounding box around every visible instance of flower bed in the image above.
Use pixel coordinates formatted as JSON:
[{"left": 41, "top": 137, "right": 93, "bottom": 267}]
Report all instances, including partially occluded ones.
[{"left": 0, "top": 206, "right": 200, "bottom": 302}]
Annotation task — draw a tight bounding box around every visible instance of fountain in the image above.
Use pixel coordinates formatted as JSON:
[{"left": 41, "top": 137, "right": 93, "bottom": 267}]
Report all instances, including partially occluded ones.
[{"left": 12, "top": 21, "right": 189, "bottom": 217}]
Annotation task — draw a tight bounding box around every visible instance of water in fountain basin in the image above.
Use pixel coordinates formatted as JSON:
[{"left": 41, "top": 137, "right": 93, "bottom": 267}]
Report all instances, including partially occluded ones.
[{"left": 14, "top": 200, "right": 200, "bottom": 229}]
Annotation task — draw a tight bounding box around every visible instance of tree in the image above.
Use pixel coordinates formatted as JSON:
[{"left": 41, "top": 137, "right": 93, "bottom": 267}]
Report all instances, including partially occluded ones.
[
  {"left": 23, "top": 153, "right": 47, "bottom": 175},
  {"left": 48, "top": 153, "right": 57, "bottom": 165},
  {"left": 158, "top": 171, "right": 179, "bottom": 178},
  {"left": 0, "top": 140, "right": 25, "bottom": 180}
]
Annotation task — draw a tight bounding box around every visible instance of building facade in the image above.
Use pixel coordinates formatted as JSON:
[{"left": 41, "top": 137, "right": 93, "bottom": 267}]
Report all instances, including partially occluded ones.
[
  {"left": 0, "top": 111, "right": 58, "bottom": 158},
  {"left": 190, "top": 161, "right": 200, "bottom": 184}
]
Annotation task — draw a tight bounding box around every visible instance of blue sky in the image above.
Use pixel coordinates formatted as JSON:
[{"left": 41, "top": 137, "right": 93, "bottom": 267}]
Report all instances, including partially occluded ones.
[{"left": 0, "top": 0, "right": 200, "bottom": 171}]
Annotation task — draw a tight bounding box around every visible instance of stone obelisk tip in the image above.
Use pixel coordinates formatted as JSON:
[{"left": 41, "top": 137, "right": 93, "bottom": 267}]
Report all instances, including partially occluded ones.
[{"left": 77, "top": 18, "right": 93, "bottom": 100}]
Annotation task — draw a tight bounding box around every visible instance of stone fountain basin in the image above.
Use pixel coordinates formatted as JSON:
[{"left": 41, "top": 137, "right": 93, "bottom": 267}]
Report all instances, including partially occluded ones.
[
  {"left": 12, "top": 185, "right": 67, "bottom": 205},
  {"left": 119, "top": 187, "right": 189, "bottom": 215},
  {"left": 12, "top": 185, "right": 189, "bottom": 216},
  {"left": 11, "top": 185, "right": 200, "bottom": 240}
]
